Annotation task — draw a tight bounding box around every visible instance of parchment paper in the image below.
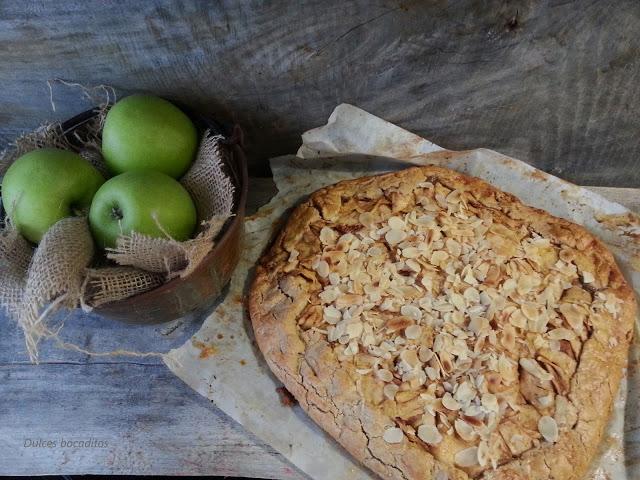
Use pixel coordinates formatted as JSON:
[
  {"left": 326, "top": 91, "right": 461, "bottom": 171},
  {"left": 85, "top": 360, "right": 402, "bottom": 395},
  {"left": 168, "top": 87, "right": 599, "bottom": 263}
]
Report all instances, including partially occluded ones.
[{"left": 165, "top": 104, "right": 639, "bottom": 480}]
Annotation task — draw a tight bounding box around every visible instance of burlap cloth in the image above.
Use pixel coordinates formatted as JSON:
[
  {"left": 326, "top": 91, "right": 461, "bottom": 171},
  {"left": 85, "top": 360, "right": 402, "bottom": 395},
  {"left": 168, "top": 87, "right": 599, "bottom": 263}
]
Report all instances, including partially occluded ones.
[{"left": 0, "top": 105, "right": 235, "bottom": 362}]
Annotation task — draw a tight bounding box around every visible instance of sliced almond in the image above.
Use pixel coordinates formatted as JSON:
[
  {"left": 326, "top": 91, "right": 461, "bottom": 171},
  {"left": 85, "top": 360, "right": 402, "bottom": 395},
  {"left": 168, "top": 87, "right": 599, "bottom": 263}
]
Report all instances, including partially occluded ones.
[
  {"left": 288, "top": 249, "right": 299, "bottom": 262},
  {"left": 454, "top": 418, "right": 477, "bottom": 442},
  {"left": 358, "top": 212, "right": 376, "bottom": 228},
  {"left": 385, "top": 229, "right": 406, "bottom": 245},
  {"left": 454, "top": 381, "right": 475, "bottom": 405},
  {"left": 559, "top": 303, "right": 587, "bottom": 330},
  {"left": 521, "top": 302, "right": 540, "bottom": 321},
  {"left": 343, "top": 339, "right": 359, "bottom": 356},
  {"left": 376, "top": 368, "right": 394, "bottom": 382},
  {"left": 383, "top": 383, "right": 400, "bottom": 400},
  {"left": 417, "top": 424, "right": 443, "bottom": 445},
  {"left": 400, "top": 304, "right": 422, "bottom": 320},
  {"left": 419, "top": 346, "right": 434, "bottom": 363},
  {"left": 402, "top": 247, "right": 421, "bottom": 259},
  {"left": 388, "top": 216, "right": 405, "bottom": 230},
  {"left": 383, "top": 427, "right": 404, "bottom": 444},
  {"left": 519, "top": 358, "right": 553, "bottom": 382},
  {"left": 425, "top": 366, "right": 440, "bottom": 380},
  {"left": 481, "top": 393, "right": 499, "bottom": 413},
  {"left": 323, "top": 306, "right": 341, "bottom": 325},
  {"left": 455, "top": 446, "right": 479, "bottom": 467},
  {"left": 405, "top": 324, "right": 422, "bottom": 340},
  {"left": 509, "top": 309, "right": 528, "bottom": 329},
  {"left": 315, "top": 260, "right": 330, "bottom": 278},
  {"left": 548, "top": 328, "right": 575, "bottom": 341},
  {"left": 537, "top": 394, "right": 554, "bottom": 408},
  {"left": 319, "top": 227, "right": 338, "bottom": 245},
  {"left": 498, "top": 354, "right": 518, "bottom": 384},
  {"left": 463, "top": 287, "right": 480, "bottom": 304},
  {"left": 430, "top": 250, "right": 449, "bottom": 266},
  {"left": 441, "top": 392, "right": 461, "bottom": 411},
  {"left": 345, "top": 321, "right": 364, "bottom": 339},
  {"left": 477, "top": 439, "right": 490, "bottom": 467},
  {"left": 450, "top": 293, "right": 465, "bottom": 311},
  {"left": 538, "top": 415, "right": 559, "bottom": 443},
  {"left": 399, "top": 349, "right": 420, "bottom": 369}
]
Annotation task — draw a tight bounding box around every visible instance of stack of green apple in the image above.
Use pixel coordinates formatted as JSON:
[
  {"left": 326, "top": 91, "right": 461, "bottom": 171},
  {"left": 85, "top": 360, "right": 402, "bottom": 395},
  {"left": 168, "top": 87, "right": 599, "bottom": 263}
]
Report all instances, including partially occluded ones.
[{"left": 2, "top": 95, "right": 200, "bottom": 249}]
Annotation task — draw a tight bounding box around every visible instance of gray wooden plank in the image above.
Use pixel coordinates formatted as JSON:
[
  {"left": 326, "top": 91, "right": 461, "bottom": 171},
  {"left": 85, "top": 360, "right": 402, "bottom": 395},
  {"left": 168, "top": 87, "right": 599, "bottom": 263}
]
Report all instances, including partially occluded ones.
[
  {"left": 0, "top": 362, "right": 305, "bottom": 479},
  {"left": 0, "top": 1, "right": 639, "bottom": 186}
]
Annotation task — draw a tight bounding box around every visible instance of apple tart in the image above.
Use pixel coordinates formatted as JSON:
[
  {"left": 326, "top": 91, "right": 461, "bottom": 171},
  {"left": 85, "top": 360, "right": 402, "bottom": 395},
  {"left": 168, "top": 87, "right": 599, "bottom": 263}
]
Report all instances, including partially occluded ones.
[{"left": 249, "top": 166, "right": 635, "bottom": 480}]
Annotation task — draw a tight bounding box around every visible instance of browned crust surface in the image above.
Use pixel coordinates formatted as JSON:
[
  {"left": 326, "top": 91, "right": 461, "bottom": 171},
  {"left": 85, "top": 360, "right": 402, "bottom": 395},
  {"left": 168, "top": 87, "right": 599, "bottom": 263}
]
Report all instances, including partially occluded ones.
[{"left": 249, "top": 166, "right": 636, "bottom": 480}]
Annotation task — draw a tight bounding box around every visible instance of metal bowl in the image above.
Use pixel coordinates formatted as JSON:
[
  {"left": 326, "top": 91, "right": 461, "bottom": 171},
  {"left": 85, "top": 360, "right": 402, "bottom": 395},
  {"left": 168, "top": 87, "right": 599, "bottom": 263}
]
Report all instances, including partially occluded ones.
[{"left": 59, "top": 106, "right": 248, "bottom": 324}]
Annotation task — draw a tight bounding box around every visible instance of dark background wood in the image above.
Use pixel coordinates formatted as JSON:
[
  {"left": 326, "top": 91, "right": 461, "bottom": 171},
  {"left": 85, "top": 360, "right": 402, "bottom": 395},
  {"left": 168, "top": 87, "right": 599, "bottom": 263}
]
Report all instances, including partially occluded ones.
[{"left": 1, "top": 0, "right": 639, "bottom": 186}]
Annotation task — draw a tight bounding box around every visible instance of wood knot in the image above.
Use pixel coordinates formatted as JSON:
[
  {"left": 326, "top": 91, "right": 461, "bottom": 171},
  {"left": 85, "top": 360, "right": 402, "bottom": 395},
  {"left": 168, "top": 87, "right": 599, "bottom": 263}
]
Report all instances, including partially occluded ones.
[{"left": 505, "top": 11, "right": 520, "bottom": 32}]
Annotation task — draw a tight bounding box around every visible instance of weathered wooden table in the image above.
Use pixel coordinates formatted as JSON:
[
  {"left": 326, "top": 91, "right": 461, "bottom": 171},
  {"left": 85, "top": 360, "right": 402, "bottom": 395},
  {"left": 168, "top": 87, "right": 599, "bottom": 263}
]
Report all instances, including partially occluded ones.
[
  {"left": 1, "top": 180, "right": 638, "bottom": 478},
  {"left": 1, "top": 1, "right": 639, "bottom": 477}
]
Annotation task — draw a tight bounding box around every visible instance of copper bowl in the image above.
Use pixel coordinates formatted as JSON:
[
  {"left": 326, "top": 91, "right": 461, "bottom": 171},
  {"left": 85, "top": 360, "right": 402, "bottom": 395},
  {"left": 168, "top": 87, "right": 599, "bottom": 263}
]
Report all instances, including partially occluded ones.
[{"left": 59, "top": 106, "right": 248, "bottom": 324}]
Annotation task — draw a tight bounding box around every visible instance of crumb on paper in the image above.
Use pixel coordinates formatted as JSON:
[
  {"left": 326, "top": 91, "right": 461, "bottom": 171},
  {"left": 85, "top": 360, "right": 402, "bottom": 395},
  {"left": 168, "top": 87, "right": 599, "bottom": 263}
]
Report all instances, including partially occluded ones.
[
  {"left": 192, "top": 339, "right": 218, "bottom": 359},
  {"left": 595, "top": 212, "right": 640, "bottom": 229},
  {"left": 528, "top": 169, "right": 549, "bottom": 181},
  {"left": 276, "top": 386, "right": 297, "bottom": 407}
]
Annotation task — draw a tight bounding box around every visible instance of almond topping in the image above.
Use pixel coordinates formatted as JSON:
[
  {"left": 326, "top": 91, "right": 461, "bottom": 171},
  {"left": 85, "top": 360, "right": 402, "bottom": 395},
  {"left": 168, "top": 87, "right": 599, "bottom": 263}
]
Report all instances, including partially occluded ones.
[
  {"left": 400, "top": 304, "right": 422, "bottom": 320},
  {"left": 376, "top": 368, "right": 394, "bottom": 382},
  {"left": 519, "top": 358, "right": 553, "bottom": 382},
  {"left": 430, "top": 250, "right": 449, "bottom": 265},
  {"left": 388, "top": 216, "right": 405, "bottom": 230},
  {"left": 548, "top": 328, "right": 575, "bottom": 341},
  {"left": 405, "top": 324, "right": 422, "bottom": 340},
  {"left": 385, "top": 229, "right": 406, "bottom": 245},
  {"left": 358, "top": 212, "right": 375, "bottom": 228},
  {"left": 399, "top": 349, "right": 420, "bottom": 369},
  {"left": 323, "top": 306, "right": 341, "bottom": 325},
  {"left": 455, "top": 446, "right": 479, "bottom": 467},
  {"left": 315, "top": 260, "right": 330, "bottom": 278},
  {"left": 383, "top": 383, "right": 400, "bottom": 400},
  {"left": 454, "top": 418, "right": 477, "bottom": 442},
  {"left": 481, "top": 393, "right": 499, "bottom": 413},
  {"left": 538, "top": 415, "right": 559, "bottom": 443},
  {"left": 477, "top": 440, "right": 490, "bottom": 467},
  {"left": 319, "top": 227, "right": 338, "bottom": 245},
  {"left": 442, "top": 392, "right": 461, "bottom": 411},
  {"left": 383, "top": 427, "right": 404, "bottom": 444},
  {"left": 402, "top": 247, "right": 421, "bottom": 259},
  {"left": 418, "top": 424, "right": 443, "bottom": 445},
  {"left": 418, "top": 346, "right": 434, "bottom": 362},
  {"left": 305, "top": 171, "right": 607, "bottom": 457}
]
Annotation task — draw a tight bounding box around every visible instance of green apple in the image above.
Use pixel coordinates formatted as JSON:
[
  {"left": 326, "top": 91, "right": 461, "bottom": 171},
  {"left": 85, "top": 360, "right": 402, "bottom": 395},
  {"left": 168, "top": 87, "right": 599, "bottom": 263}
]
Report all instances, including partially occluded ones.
[
  {"left": 89, "top": 170, "right": 197, "bottom": 249},
  {"left": 1, "top": 148, "right": 105, "bottom": 243},
  {"left": 102, "top": 95, "right": 198, "bottom": 178}
]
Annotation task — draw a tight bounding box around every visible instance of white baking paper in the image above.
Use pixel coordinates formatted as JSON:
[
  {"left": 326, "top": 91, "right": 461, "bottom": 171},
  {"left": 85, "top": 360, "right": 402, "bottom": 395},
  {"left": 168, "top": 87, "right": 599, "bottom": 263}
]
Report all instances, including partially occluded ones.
[{"left": 165, "top": 104, "right": 639, "bottom": 480}]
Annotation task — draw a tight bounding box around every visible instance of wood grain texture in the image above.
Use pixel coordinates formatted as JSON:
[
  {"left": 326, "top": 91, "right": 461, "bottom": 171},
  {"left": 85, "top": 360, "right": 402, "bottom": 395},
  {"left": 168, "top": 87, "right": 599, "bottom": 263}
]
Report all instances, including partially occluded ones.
[
  {"left": 0, "top": 1, "right": 639, "bottom": 185},
  {"left": 0, "top": 363, "right": 304, "bottom": 479}
]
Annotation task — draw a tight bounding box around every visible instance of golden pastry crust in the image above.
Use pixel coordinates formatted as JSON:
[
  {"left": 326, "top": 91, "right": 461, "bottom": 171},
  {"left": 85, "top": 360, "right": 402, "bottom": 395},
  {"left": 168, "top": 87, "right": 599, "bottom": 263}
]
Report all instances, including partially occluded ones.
[{"left": 249, "top": 166, "right": 635, "bottom": 480}]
